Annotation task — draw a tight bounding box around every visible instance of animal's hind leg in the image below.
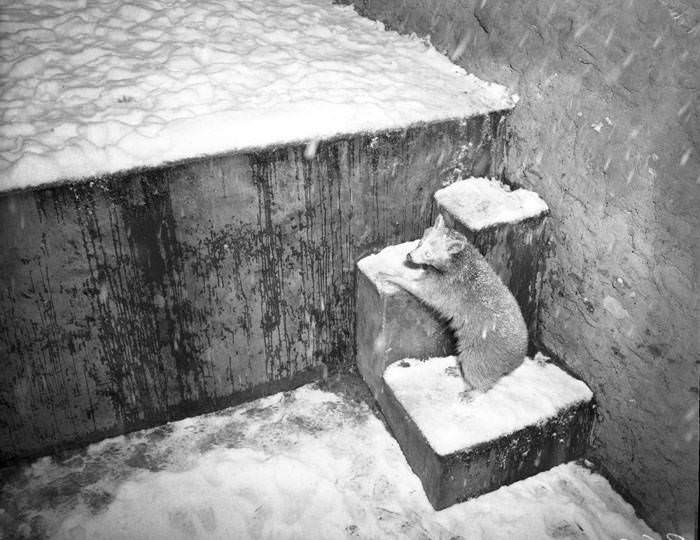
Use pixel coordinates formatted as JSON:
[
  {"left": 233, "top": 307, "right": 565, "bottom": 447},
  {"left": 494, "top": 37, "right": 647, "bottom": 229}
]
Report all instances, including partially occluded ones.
[{"left": 457, "top": 348, "right": 505, "bottom": 394}]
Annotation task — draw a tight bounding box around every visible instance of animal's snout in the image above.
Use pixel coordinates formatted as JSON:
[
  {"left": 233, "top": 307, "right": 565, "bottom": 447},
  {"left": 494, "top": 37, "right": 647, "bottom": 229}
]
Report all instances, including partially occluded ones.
[{"left": 406, "top": 251, "right": 413, "bottom": 263}]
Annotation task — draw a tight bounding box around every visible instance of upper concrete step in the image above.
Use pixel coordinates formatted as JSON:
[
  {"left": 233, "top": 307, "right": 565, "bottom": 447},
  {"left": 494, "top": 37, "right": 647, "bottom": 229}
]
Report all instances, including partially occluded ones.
[
  {"left": 0, "top": 0, "right": 516, "bottom": 193},
  {"left": 381, "top": 354, "right": 594, "bottom": 509},
  {"left": 435, "top": 178, "right": 550, "bottom": 340},
  {"left": 435, "top": 177, "right": 548, "bottom": 232}
]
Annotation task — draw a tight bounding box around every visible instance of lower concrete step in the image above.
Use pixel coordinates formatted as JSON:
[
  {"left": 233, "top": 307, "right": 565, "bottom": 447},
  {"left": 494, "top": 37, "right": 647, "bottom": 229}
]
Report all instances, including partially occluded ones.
[{"left": 381, "top": 355, "right": 594, "bottom": 509}]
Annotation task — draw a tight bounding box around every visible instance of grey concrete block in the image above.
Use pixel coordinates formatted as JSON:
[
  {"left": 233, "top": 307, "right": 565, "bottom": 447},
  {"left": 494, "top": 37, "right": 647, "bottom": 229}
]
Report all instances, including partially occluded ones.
[
  {"left": 435, "top": 178, "right": 550, "bottom": 342},
  {"left": 381, "top": 356, "right": 594, "bottom": 510},
  {"left": 0, "top": 115, "right": 510, "bottom": 463},
  {"left": 355, "top": 242, "right": 455, "bottom": 397}
]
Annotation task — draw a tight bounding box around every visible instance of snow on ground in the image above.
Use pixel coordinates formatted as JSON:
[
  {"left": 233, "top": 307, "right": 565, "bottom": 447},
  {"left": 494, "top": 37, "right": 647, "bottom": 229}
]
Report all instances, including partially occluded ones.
[
  {"left": 0, "top": 379, "right": 656, "bottom": 540},
  {"left": 0, "top": 0, "right": 516, "bottom": 192},
  {"left": 384, "top": 355, "right": 593, "bottom": 455},
  {"left": 435, "top": 177, "right": 549, "bottom": 231}
]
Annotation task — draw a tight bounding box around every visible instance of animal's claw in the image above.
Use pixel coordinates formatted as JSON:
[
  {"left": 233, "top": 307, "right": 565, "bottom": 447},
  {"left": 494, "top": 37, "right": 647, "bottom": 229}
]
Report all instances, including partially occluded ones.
[{"left": 444, "top": 365, "right": 461, "bottom": 377}]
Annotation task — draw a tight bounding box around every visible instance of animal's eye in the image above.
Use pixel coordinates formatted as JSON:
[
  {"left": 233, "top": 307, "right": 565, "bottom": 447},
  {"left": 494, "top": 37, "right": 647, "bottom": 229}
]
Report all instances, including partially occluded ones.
[{"left": 424, "top": 250, "right": 431, "bottom": 258}]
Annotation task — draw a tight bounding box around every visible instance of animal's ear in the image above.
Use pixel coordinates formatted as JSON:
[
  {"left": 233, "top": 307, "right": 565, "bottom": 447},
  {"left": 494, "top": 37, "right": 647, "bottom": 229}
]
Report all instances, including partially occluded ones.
[
  {"left": 446, "top": 238, "right": 466, "bottom": 255},
  {"left": 433, "top": 214, "right": 445, "bottom": 229}
]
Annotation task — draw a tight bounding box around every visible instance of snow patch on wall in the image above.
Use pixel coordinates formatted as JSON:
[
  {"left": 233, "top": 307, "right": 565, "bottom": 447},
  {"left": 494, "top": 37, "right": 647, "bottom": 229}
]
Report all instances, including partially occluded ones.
[{"left": 0, "top": 0, "right": 516, "bottom": 192}]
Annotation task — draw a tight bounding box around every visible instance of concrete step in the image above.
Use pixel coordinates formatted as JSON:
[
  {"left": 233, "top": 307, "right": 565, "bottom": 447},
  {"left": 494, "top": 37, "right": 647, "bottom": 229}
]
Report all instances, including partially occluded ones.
[
  {"left": 1, "top": 122, "right": 513, "bottom": 463},
  {"left": 356, "top": 240, "right": 454, "bottom": 398},
  {"left": 435, "top": 177, "right": 549, "bottom": 341},
  {"left": 381, "top": 355, "right": 594, "bottom": 509},
  {"left": 0, "top": 0, "right": 518, "bottom": 461}
]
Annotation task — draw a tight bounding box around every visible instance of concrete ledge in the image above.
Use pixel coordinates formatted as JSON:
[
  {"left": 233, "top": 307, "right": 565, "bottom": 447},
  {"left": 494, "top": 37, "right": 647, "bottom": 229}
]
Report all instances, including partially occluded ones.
[
  {"left": 435, "top": 178, "right": 550, "bottom": 341},
  {"left": 0, "top": 114, "right": 509, "bottom": 462},
  {"left": 355, "top": 242, "right": 454, "bottom": 397},
  {"left": 381, "top": 356, "right": 594, "bottom": 509}
]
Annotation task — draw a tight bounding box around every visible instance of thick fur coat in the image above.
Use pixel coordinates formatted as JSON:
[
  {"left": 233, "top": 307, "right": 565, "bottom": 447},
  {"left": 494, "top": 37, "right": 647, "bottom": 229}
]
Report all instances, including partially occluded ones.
[{"left": 383, "top": 215, "right": 528, "bottom": 394}]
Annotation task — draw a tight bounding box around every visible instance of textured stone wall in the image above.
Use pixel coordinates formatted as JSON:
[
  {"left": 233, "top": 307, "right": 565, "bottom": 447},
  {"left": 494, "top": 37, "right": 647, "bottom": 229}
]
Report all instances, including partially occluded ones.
[
  {"left": 0, "top": 115, "right": 508, "bottom": 462},
  {"left": 344, "top": 0, "right": 699, "bottom": 536}
]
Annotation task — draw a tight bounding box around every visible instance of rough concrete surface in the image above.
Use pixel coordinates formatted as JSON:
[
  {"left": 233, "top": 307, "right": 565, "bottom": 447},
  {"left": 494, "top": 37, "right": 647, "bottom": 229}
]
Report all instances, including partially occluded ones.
[
  {"left": 345, "top": 0, "right": 699, "bottom": 536},
  {"left": 0, "top": 115, "right": 507, "bottom": 462},
  {"left": 381, "top": 356, "right": 594, "bottom": 510}
]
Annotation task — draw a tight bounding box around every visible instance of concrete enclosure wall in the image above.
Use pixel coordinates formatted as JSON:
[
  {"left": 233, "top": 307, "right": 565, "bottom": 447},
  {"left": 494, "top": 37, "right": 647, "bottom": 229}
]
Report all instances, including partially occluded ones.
[
  {"left": 0, "top": 116, "right": 508, "bottom": 462},
  {"left": 344, "top": 0, "right": 699, "bottom": 536}
]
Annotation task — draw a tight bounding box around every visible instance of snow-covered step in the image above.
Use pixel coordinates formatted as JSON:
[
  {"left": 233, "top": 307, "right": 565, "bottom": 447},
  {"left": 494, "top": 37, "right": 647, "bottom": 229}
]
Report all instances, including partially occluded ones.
[
  {"left": 435, "top": 178, "right": 550, "bottom": 340},
  {"left": 0, "top": 0, "right": 517, "bottom": 193},
  {"left": 356, "top": 241, "right": 455, "bottom": 398},
  {"left": 381, "top": 355, "right": 594, "bottom": 509},
  {"left": 0, "top": 0, "right": 519, "bottom": 460}
]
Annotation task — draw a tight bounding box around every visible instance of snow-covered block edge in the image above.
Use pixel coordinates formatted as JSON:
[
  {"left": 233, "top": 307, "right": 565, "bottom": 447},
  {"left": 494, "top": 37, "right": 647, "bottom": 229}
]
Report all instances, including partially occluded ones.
[
  {"left": 383, "top": 354, "right": 593, "bottom": 456},
  {"left": 435, "top": 177, "right": 549, "bottom": 231},
  {"left": 1, "top": 0, "right": 518, "bottom": 193},
  {"left": 357, "top": 241, "right": 421, "bottom": 295}
]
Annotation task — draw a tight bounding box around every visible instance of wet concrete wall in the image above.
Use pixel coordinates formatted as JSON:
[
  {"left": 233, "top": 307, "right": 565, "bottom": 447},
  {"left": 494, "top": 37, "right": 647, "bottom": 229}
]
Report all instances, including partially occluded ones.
[
  {"left": 343, "top": 0, "right": 699, "bottom": 536},
  {"left": 0, "top": 115, "right": 508, "bottom": 462}
]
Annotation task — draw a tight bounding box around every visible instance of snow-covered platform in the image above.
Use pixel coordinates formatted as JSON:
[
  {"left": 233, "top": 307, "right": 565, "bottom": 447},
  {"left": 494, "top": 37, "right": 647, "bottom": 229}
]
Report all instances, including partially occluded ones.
[
  {"left": 381, "top": 356, "right": 594, "bottom": 509},
  {"left": 0, "top": 0, "right": 516, "bottom": 193},
  {"left": 0, "top": 1, "right": 517, "bottom": 459},
  {"left": 436, "top": 178, "right": 550, "bottom": 338}
]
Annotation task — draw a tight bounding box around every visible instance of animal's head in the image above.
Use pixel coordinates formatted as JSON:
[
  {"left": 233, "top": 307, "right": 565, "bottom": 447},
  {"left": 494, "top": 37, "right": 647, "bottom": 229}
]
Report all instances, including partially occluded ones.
[{"left": 407, "top": 214, "right": 467, "bottom": 272}]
